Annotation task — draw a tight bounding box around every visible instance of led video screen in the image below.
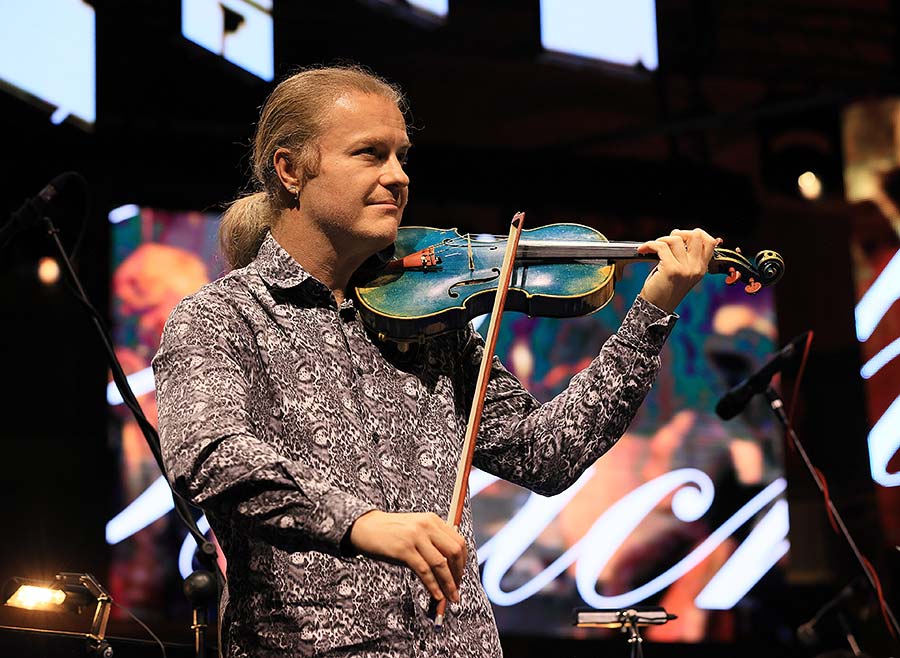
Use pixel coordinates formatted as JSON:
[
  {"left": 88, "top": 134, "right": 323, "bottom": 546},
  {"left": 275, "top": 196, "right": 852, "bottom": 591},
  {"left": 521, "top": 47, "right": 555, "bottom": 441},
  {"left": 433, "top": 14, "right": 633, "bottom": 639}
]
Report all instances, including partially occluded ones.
[
  {"left": 540, "top": 0, "right": 658, "bottom": 71},
  {"left": 0, "top": 0, "right": 95, "bottom": 127},
  {"left": 108, "top": 208, "right": 788, "bottom": 642},
  {"left": 182, "top": 0, "right": 274, "bottom": 81},
  {"left": 842, "top": 97, "right": 900, "bottom": 546}
]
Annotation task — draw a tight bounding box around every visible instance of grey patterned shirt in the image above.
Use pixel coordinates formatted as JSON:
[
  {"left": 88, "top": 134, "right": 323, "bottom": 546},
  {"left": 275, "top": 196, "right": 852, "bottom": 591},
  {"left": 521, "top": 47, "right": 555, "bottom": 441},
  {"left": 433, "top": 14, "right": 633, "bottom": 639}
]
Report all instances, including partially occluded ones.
[{"left": 153, "top": 232, "right": 676, "bottom": 658}]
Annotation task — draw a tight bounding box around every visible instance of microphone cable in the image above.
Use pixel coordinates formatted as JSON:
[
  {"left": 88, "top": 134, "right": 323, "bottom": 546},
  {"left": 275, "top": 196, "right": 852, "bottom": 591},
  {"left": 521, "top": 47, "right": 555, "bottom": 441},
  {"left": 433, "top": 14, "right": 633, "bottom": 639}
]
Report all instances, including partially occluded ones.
[{"left": 785, "top": 329, "right": 814, "bottom": 432}]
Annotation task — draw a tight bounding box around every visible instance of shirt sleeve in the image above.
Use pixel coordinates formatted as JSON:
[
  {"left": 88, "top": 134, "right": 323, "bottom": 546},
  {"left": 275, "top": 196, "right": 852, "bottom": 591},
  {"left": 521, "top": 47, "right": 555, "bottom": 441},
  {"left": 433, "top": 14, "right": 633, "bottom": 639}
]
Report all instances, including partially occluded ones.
[
  {"left": 469, "top": 294, "right": 677, "bottom": 496},
  {"left": 152, "top": 293, "right": 376, "bottom": 554}
]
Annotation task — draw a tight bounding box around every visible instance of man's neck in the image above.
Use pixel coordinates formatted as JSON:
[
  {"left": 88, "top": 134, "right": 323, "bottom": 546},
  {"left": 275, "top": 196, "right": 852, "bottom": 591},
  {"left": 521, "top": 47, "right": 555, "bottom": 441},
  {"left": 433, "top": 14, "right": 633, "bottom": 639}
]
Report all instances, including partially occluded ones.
[{"left": 271, "top": 216, "right": 365, "bottom": 305}]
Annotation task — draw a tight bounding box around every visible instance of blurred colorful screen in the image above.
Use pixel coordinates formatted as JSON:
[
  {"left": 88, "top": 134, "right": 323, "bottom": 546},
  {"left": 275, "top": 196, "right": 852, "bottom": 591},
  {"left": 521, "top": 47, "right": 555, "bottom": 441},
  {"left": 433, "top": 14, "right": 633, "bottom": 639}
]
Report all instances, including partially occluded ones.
[{"left": 842, "top": 97, "right": 900, "bottom": 547}]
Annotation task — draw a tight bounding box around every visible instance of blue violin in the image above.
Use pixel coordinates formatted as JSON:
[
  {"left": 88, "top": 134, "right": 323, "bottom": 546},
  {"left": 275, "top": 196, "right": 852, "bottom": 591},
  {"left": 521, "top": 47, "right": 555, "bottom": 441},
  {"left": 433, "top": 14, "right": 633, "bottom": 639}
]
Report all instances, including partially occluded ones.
[{"left": 354, "top": 222, "right": 785, "bottom": 342}]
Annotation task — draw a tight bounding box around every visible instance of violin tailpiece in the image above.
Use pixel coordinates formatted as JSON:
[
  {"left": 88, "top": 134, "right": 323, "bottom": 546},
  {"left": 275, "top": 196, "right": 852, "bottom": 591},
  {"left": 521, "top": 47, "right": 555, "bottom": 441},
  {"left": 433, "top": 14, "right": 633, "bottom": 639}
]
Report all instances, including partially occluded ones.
[{"left": 384, "top": 246, "right": 441, "bottom": 272}]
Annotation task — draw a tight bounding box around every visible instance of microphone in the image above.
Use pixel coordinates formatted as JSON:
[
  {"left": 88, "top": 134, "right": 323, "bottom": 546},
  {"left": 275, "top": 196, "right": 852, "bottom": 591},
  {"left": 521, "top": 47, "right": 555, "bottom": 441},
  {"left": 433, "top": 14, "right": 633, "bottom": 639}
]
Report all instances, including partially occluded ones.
[
  {"left": 796, "top": 578, "right": 864, "bottom": 647},
  {"left": 2, "top": 171, "right": 87, "bottom": 246},
  {"left": 715, "top": 330, "right": 811, "bottom": 421}
]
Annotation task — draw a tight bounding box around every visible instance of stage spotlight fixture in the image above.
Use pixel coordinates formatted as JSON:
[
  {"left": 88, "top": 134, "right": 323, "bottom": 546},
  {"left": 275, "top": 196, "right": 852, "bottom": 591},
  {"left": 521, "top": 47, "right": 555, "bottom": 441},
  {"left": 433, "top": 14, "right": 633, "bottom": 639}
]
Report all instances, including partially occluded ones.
[
  {"left": 5, "top": 584, "right": 67, "bottom": 610},
  {"left": 3, "top": 572, "right": 113, "bottom": 656},
  {"left": 37, "top": 256, "right": 61, "bottom": 285},
  {"left": 798, "top": 171, "right": 823, "bottom": 200}
]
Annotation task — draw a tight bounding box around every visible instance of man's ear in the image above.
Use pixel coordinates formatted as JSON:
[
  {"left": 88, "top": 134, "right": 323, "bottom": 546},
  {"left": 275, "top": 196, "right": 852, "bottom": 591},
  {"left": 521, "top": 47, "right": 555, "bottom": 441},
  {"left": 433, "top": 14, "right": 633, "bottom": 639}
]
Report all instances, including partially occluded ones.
[{"left": 273, "top": 147, "right": 301, "bottom": 193}]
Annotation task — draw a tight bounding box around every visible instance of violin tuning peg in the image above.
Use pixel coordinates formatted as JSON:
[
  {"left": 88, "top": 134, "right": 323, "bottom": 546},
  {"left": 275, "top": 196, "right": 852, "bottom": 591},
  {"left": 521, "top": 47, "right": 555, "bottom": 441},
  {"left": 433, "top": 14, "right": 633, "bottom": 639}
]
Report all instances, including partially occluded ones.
[
  {"left": 725, "top": 267, "right": 741, "bottom": 285},
  {"left": 744, "top": 278, "right": 762, "bottom": 295}
]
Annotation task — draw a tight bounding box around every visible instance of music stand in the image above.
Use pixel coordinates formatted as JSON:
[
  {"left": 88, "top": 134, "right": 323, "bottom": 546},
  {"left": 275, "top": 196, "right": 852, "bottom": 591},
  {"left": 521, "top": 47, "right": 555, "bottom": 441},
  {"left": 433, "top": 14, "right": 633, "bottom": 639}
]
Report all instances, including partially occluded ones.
[{"left": 574, "top": 606, "right": 676, "bottom": 658}]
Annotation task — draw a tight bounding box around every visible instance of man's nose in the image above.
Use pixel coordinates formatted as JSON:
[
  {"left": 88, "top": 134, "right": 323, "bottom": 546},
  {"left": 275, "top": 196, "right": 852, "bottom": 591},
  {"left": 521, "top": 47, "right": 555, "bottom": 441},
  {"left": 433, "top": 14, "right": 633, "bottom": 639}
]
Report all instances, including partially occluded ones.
[{"left": 382, "top": 155, "right": 410, "bottom": 189}]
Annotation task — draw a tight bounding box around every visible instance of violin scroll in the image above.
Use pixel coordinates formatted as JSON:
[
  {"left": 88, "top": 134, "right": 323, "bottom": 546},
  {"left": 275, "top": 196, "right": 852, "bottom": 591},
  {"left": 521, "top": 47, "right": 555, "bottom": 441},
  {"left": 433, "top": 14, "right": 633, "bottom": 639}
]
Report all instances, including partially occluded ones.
[
  {"left": 711, "top": 246, "right": 784, "bottom": 295},
  {"left": 755, "top": 250, "right": 785, "bottom": 286}
]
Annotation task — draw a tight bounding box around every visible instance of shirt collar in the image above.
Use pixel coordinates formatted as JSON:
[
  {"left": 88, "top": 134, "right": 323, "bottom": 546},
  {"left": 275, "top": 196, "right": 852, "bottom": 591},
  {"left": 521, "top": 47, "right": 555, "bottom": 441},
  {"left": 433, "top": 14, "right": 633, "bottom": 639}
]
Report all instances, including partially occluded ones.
[{"left": 253, "top": 231, "right": 334, "bottom": 304}]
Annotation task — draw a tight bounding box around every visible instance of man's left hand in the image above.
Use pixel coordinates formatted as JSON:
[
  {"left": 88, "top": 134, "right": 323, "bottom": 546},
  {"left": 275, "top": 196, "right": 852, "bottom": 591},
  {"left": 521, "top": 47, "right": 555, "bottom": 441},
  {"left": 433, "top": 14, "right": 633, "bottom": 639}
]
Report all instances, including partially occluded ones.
[{"left": 636, "top": 228, "right": 721, "bottom": 313}]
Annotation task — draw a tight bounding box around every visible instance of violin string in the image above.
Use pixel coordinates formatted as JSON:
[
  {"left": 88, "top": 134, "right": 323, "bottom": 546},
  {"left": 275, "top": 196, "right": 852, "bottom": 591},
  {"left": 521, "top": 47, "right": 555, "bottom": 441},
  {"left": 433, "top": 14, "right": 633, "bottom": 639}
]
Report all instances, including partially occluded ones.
[
  {"left": 432, "top": 239, "right": 504, "bottom": 255},
  {"left": 432, "top": 239, "right": 642, "bottom": 253},
  {"left": 428, "top": 236, "right": 653, "bottom": 263}
]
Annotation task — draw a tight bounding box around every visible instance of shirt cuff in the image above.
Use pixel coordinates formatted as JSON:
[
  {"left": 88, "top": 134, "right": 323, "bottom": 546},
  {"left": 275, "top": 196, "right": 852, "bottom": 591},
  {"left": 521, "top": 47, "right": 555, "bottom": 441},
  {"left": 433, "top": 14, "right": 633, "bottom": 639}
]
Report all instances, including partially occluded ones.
[
  {"left": 615, "top": 295, "right": 678, "bottom": 354},
  {"left": 319, "top": 488, "right": 378, "bottom": 555}
]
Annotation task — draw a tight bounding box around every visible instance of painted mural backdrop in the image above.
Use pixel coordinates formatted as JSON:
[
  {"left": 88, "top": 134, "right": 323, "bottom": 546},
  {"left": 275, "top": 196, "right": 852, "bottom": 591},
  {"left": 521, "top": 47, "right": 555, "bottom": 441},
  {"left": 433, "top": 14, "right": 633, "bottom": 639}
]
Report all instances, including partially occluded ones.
[{"left": 107, "top": 208, "right": 789, "bottom": 642}]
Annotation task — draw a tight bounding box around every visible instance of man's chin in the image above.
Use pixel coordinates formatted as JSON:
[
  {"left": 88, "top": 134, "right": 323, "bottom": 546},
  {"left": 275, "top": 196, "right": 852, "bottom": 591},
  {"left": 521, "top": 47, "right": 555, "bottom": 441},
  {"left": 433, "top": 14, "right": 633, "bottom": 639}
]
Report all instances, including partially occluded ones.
[{"left": 357, "top": 222, "right": 400, "bottom": 255}]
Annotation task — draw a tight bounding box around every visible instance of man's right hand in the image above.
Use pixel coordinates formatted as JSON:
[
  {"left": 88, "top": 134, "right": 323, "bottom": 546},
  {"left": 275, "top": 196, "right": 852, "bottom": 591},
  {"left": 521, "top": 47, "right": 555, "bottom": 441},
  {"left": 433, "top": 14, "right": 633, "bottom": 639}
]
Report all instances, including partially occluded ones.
[{"left": 349, "top": 510, "right": 467, "bottom": 603}]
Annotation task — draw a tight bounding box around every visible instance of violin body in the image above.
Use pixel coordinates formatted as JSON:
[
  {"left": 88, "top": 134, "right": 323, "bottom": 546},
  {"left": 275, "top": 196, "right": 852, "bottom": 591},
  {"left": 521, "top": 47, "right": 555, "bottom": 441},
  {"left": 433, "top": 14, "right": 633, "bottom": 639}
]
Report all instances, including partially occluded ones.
[
  {"left": 354, "top": 223, "right": 784, "bottom": 342},
  {"left": 356, "top": 224, "right": 618, "bottom": 341}
]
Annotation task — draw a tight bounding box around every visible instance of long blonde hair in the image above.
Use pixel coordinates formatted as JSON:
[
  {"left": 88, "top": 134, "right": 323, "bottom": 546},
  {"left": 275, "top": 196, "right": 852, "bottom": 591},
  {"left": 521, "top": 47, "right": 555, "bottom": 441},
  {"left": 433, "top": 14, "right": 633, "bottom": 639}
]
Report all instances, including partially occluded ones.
[{"left": 218, "top": 64, "right": 407, "bottom": 270}]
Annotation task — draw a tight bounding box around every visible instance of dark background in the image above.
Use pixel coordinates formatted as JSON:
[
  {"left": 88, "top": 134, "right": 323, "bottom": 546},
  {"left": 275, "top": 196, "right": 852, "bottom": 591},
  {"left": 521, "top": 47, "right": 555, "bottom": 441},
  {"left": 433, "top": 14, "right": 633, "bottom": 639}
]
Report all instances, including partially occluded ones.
[{"left": 0, "top": 1, "right": 897, "bottom": 656}]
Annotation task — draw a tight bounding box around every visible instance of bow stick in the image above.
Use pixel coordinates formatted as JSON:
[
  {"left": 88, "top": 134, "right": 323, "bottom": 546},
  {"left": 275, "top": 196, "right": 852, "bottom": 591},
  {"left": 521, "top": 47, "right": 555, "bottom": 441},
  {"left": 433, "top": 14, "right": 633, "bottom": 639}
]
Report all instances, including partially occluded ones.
[{"left": 433, "top": 211, "right": 525, "bottom": 630}]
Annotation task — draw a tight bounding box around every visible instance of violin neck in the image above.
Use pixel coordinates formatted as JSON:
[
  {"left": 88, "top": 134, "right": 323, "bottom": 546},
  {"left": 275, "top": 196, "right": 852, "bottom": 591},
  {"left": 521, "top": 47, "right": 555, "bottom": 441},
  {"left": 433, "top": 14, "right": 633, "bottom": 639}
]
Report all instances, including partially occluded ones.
[{"left": 516, "top": 240, "right": 655, "bottom": 263}]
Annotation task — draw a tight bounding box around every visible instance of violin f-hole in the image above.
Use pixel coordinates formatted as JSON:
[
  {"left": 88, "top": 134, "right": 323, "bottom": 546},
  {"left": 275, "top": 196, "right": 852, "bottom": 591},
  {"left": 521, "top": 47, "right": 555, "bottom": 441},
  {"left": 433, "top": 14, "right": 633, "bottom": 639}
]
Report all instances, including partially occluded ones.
[{"left": 447, "top": 268, "right": 501, "bottom": 298}]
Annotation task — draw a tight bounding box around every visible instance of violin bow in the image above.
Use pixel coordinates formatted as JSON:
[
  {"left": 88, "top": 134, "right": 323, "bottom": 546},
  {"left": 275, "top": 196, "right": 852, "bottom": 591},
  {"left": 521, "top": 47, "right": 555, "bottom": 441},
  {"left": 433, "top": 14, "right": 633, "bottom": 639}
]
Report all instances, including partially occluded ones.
[{"left": 433, "top": 211, "right": 525, "bottom": 630}]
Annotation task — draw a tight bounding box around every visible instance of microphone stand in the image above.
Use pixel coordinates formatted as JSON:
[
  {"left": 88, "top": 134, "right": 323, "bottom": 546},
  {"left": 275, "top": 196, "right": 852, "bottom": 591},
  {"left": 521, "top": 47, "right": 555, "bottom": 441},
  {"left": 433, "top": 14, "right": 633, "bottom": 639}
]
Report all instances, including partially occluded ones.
[
  {"left": 41, "top": 216, "right": 220, "bottom": 658},
  {"left": 764, "top": 386, "right": 900, "bottom": 643}
]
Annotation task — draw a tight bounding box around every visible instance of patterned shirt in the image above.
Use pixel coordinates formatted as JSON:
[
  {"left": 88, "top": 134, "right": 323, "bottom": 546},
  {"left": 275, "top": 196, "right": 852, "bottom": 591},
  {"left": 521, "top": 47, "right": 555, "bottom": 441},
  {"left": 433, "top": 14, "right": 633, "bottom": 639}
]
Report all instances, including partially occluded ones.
[{"left": 153, "top": 232, "right": 676, "bottom": 658}]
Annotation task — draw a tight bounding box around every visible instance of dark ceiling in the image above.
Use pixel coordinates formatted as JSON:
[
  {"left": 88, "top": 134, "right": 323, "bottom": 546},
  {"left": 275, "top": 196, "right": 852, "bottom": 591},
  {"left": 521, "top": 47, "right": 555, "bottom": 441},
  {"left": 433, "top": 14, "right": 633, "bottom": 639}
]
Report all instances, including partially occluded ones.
[{"left": 5, "top": 1, "right": 897, "bottom": 232}]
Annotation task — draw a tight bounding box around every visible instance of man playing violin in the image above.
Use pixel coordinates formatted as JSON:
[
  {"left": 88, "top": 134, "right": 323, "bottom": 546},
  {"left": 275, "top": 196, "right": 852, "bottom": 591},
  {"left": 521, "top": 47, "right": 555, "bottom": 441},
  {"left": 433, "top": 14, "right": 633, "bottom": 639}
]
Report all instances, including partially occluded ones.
[{"left": 153, "top": 64, "right": 720, "bottom": 657}]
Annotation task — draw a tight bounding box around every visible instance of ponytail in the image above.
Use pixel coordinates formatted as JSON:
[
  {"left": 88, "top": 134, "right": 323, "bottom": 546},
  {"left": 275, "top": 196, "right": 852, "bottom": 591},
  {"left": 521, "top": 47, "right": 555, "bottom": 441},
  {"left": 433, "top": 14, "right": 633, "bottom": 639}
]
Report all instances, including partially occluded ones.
[{"left": 218, "top": 191, "right": 276, "bottom": 270}]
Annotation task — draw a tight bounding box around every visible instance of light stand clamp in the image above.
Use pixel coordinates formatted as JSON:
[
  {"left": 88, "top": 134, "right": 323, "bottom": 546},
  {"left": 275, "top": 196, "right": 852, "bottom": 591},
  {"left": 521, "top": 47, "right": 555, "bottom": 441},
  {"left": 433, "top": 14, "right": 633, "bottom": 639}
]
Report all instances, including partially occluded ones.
[{"left": 574, "top": 606, "right": 676, "bottom": 658}]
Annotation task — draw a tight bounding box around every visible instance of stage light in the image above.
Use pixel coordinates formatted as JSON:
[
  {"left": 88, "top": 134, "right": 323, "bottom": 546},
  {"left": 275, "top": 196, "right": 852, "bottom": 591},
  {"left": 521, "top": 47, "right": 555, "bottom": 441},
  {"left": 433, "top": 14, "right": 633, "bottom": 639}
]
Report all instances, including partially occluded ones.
[
  {"left": 6, "top": 584, "right": 67, "bottom": 610},
  {"left": 762, "top": 140, "right": 840, "bottom": 200},
  {"left": 3, "top": 573, "right": 113, "bottom": 655},
  {"left": 107, "top": 204, "right": 140, "bottom": 224},
  {"left": 798, "top": 171, "right": 823, "bottom": 200},
  {"left": 37, "top": 256, "right": 61, "bottom": 286},
  {"left": 759, "top": 109, "right": 843, "bottom": 200}
]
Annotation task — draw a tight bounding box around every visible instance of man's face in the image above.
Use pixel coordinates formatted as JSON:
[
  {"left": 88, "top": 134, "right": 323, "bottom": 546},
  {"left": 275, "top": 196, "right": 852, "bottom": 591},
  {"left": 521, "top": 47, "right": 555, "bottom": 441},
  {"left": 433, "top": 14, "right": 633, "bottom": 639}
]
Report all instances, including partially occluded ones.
[{"left": 298, "top": 91, "right": 411, "bottom": 260}]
